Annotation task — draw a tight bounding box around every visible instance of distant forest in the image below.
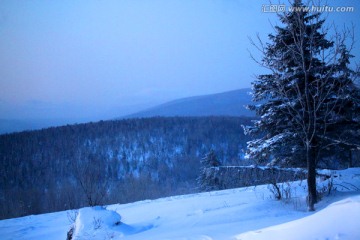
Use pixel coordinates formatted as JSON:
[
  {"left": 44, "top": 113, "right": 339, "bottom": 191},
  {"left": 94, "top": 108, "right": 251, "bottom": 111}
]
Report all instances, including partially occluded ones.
[{"left": 0, "top": 116, "right": 253, "bottom": 219}]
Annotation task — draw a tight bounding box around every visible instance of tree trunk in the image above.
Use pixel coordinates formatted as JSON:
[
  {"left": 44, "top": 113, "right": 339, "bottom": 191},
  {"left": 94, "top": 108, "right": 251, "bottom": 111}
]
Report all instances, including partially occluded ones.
[{"left": 307, "top": 146, "right": 317, "bottom": 211}]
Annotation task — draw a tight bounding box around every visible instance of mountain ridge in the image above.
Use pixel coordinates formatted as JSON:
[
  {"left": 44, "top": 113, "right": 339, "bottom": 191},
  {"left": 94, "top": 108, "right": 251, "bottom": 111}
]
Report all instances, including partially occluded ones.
[
  {"left": 0, "top": 88, "right": 254, "bottom": 134},
  {"left": 123, "top": 88, "right": 254, "bottom": 118}
]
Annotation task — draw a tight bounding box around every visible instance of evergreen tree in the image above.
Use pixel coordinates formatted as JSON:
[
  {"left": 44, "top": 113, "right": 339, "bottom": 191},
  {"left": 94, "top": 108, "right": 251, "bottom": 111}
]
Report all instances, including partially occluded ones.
[
  {"left": 244, "top": 0, "right": 360, "bottom": 211},
  {"left": 198, "top": 150, "right": 222, "bottom": 191}
]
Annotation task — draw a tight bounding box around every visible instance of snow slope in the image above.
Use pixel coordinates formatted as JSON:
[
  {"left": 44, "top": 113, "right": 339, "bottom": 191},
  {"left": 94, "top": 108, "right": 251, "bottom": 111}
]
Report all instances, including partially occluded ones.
[
  {"left": 235, "top": 196, "right": 360, "bottom": 240},
  {"left": 1, "top": 168, "right": 359, "bottom": 240}
]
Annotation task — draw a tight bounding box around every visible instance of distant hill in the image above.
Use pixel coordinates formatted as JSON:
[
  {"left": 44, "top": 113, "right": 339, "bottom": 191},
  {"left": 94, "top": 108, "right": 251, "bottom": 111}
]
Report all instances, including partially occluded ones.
[
  {"left": 0, "top": 119, "right": 79, "bottom": 135},
  {"left": 0, "top": 119, "right": 55, "bottom": 135},
  {"left": 124, "top": 88, "right": 254, "bottom": 118},
  {"left": 0, "top": 89, "right": 254, "bottom": 134}
]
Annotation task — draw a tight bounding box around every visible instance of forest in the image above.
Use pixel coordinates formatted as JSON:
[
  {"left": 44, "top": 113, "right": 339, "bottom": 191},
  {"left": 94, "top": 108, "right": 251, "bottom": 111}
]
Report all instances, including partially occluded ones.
[{"left": 0, "top": 116, "right": 253, "bottom": 219}]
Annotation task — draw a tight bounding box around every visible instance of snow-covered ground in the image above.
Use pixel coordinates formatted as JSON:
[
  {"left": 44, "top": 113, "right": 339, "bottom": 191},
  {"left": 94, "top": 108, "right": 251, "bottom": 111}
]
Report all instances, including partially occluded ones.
[{"left": 1, "top": 168, "right": 360, "bottom": 240}]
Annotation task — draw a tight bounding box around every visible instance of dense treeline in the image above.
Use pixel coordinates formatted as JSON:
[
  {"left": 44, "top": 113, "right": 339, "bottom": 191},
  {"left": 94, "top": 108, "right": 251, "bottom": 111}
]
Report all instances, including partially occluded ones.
[{"left": 0, "top": 116, "right": 252, "bottom": 219}]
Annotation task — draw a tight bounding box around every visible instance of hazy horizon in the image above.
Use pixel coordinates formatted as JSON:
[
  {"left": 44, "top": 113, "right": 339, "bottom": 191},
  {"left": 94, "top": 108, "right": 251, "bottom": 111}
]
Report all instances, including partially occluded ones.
[{"left": 1, "top": 0, "right": 359, "bottom": 129}]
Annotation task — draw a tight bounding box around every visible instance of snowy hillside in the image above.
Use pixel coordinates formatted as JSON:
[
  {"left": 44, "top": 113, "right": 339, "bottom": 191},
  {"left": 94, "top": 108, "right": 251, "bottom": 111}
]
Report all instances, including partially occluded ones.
[
  {"left": 0, "top": 117, "right": 253, "bottom": 219},
  {"left": 124, "top": 88, "right": 254, "bottom": 118},
  {"left": 1, "top": 168, "right": 359, "bottom": 240}
]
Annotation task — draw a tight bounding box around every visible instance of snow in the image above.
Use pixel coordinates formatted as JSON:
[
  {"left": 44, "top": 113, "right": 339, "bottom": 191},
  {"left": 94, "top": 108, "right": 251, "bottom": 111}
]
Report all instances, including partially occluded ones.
[
  {"left": 0, "top": 168, "right": 359, "bottom": 240},
  {"left": 71, "top": 206, "right": 152, "bottom": 239},
  {"left": 235, "top": 196, "right": 360, "bottom": 240}
]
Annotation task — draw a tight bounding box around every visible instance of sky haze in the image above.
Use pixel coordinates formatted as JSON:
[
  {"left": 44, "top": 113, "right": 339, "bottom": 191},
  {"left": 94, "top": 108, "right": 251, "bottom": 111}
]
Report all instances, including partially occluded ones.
[{"left": 0, "top": 0, "right": 359, "bottom": 125}]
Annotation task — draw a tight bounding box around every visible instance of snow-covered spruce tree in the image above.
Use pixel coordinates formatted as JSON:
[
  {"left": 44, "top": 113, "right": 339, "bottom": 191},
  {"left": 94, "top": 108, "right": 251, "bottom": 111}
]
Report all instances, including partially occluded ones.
[
  {"left": 318, "top": 44, "right": 360, "bottom": 167},
  {"left": 244, "top": 0, "right": 360, "bottom": 211},
  {"left": 198, "top": 150, "right": 222, "bottom": 191}
]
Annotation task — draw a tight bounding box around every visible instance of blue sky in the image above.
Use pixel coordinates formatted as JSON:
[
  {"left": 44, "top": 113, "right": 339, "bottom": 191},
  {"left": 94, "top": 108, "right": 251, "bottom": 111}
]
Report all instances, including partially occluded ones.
[{"left": 0, "top": 0, "right": 359, "bottom": 123}]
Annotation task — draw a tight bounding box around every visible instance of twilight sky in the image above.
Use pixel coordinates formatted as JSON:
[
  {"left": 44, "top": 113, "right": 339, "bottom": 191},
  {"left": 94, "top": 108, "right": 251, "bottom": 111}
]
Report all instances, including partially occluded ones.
[{"left": 0, "top": 0, "right": 359, "bottom": 123}]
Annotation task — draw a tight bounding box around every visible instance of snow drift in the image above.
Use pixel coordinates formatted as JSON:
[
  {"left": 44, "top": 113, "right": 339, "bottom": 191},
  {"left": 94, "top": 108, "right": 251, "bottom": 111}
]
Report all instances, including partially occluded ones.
[
  {"left": 0, "top": 168, "right": 359, "bottom": 239},
  {"left": 69, "top": 206, "right": 152, "bottom": 239},
  {"left": 235, "top": 195, "right": 360, "bottom": 240}
]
